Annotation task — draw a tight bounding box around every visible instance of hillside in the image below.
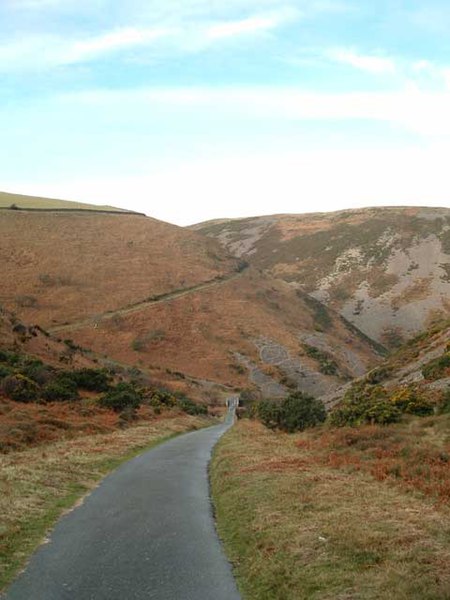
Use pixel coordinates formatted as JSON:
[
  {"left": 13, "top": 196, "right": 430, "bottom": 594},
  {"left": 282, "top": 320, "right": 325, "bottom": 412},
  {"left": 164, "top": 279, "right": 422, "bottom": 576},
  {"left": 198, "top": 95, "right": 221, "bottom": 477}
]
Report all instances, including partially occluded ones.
[
  {"left": 0, "top": 198, "right": 383, "bottom": 402},
  {"left": 0, "top": 190, "right": 135, "bottom": 213},
  {"left": 194, "top": 206, "right": 450, "bottom": 348},
  {"left": 68, "top": 267, "right": 381, "bottom": 400},
  {"left": 368, "top": 318, "right": 450, "bottom": 398},
  {"left": 0, "top": 210, "right": 237, "bottom": 326}
]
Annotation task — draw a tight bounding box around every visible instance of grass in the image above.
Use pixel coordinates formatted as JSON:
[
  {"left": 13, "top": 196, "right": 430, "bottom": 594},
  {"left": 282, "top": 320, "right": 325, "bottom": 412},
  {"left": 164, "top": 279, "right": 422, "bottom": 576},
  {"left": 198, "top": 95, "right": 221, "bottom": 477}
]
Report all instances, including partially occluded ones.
[
  {"left": 0, "top": 412, "right": 211, "bottom": 591},
  {"left": 211, "top": 419, "right": 450, "bottom": 599},
  {"left": 0, "top": 190, "right": 129, "bottom": 212}
]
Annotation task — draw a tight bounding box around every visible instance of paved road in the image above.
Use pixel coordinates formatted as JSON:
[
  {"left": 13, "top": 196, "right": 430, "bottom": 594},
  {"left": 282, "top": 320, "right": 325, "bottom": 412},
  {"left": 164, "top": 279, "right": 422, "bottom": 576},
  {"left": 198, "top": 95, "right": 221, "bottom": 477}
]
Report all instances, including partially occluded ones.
[{"left": 5, "top": 403, "right": 241, "bottom": 600}]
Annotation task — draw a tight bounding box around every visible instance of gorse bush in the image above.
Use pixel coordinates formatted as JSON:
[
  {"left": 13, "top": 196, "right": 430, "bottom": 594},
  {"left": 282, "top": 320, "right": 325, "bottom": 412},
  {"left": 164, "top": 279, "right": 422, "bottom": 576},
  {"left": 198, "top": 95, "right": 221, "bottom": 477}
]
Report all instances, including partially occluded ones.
[
  {"left": 0, "top": 364, "right": 13, "bottom": 379},
  {"left": 390, "top": 387, "right": 433, "bottom": 416},
  {"left": 0, "top": 346, "right": 206, "bottom": 417},
  {"left": 42, "top": 378, "right": 79, "bottom": 402},
  {"left": 176, "top": 395, "right": 208, "bottom": 415},
  {"left": 329, "top": 383, "right": 401, "bottom": 427},
  {"left": 258, "top": 392, "right": 326, "bottom": 433},
  {"left": 0, "top": 350, "right": 20, "bottom": 366},
  {"left": 329, "top": 381, "right": 437, "bottom": 426},
  {"left": 257, "top": 399, "right": 282, "bottom": 430},
  {"left": 20, "top": 360, "right": 52, "bottom": 385},
  {"left": 99, "top": 383, "right": 143, "bottom": 413},
  {"left": 68, "top": 369, "right": 110, "bottom": 392},
  {"left": 1, "top": 375, "right": 40, "bottom": 403}
]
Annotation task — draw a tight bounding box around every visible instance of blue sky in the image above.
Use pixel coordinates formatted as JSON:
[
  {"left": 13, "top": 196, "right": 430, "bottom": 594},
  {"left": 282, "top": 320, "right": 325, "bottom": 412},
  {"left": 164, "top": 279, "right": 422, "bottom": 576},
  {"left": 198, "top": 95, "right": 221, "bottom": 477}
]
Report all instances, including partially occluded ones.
[{"left": 1, "top": 0, "right": 450, "bottom": 224}]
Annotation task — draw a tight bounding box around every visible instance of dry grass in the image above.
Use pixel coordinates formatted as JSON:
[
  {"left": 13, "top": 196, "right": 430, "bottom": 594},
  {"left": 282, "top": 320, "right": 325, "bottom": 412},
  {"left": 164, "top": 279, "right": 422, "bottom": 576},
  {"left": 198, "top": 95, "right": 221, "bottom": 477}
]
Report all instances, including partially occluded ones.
[
  {"left": 0, "top": 412, "right": 211, "bottom": 590},
  {"left": 0, "top": 397, "right": 119, "bottom": 452},
  {"left": 0, "top": 190, "right": 128, "bottom": 212},
  {"left": 211, "top": 419, "right": 450, "bottom": 599},
  {"left": 306, "top": 417, "right": 450, "bottom": 504},
  {"left": 0, "top": 211, "right": 234, "bottom": 326},
  {"left": 72, "top": 269, "right": 378, "bottom": 388}
]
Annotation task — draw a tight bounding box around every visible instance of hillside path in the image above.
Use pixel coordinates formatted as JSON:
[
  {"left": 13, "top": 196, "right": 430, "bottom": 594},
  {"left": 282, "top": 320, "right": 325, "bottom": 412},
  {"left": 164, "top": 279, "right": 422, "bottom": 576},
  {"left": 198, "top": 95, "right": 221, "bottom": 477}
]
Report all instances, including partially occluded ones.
[
  {"left": 5, "top": 404, "right": 241, "bottom": 600},
  {"left": 48, "top": 270, "right": 245, "bottom": 335}
]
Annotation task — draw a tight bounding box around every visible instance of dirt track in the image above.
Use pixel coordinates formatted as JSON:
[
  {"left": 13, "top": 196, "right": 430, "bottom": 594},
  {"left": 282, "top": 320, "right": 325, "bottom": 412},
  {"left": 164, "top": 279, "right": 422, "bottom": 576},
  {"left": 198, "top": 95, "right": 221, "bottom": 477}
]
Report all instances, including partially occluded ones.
[{"left": 48, "top": 270, "right": 245, "bottom": 335}]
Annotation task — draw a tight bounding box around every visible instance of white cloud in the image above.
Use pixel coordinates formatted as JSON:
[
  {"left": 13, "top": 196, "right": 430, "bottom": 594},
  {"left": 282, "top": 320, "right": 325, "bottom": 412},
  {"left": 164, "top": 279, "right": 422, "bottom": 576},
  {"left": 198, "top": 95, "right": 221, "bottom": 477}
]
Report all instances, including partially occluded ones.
[
  {"left": 206, "top": 9, "right": 299, "bottom": 40},
  {"left": 0, "top": 6, "right": 299, "bottom": 71},
  {"left": 412, "top": 59, "right": 450, "bottom": 91},
  {"left": 63, "top": 86, "right": 450, "bottom": 137},
  {"left": 326, "top": 48, "right": 396, "bottom": 74},
  {"left": 64, "top": 27, "right": 174, "bottom": 63},
  {"left": 0, "top": 27, "right": 175, "bottom": 71}
]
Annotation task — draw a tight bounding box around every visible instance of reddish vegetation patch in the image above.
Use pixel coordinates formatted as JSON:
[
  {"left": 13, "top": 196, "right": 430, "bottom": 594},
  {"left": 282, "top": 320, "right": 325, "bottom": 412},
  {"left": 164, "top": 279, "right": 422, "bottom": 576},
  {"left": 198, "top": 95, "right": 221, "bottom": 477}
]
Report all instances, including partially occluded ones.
[
  {"left": 298, "top": 423, "right": 450, "bottom": 504},
  {"left": 0, "top": 398, "right": 119, "bottom": 452}
]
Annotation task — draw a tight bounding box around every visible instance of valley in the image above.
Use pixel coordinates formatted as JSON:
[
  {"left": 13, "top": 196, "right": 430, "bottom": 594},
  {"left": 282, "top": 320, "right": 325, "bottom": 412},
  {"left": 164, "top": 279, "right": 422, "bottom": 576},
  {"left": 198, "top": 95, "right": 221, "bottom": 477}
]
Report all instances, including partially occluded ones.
[{"left": 1, "top": 193, "right": 449, "bottom": 599}]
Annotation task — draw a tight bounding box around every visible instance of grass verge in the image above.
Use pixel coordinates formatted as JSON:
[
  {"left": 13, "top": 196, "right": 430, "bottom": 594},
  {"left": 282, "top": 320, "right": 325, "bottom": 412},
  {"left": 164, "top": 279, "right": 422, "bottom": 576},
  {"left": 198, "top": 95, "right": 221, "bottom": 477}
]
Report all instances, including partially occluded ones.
[
  {"left": 0, "top": 413, "right": 211, "bottom": 591},
  {"left": 211, "top": 419, "right": 450, "bottom": 600}
]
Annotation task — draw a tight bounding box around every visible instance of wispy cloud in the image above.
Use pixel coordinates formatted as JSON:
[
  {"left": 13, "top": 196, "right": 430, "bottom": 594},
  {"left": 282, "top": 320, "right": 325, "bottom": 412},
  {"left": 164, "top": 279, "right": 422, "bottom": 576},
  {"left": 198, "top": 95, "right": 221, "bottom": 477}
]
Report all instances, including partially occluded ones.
[
  {"left": 0, "top": 27, "right": 175, "bottom": 71},
  {"left": 326, "top": 48, "right": 396, "bottom": 74},
  {"left": 206, "top": 10, "right": 296, "bottom": 40},
  {"left": 0, "top": 6, "right": 301, "bottom": 72},
  {"left": 64, "top": 27, "right": 174, "bottom": 63}
]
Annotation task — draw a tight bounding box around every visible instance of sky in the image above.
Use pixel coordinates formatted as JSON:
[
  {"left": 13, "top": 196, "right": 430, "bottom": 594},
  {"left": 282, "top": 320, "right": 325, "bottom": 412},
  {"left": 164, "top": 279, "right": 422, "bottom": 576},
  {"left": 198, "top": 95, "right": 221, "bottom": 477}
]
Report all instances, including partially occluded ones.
[{"left": 1, "top": 0, "right": 450, "bottom": 225}]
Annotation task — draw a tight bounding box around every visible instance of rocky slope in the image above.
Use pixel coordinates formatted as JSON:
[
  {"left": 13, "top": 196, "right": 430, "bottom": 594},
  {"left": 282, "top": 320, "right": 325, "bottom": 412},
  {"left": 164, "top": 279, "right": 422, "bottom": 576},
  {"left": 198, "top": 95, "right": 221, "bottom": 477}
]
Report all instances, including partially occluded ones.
[{"left": 194, "top": 207, "right": 450, "bottom": 348}]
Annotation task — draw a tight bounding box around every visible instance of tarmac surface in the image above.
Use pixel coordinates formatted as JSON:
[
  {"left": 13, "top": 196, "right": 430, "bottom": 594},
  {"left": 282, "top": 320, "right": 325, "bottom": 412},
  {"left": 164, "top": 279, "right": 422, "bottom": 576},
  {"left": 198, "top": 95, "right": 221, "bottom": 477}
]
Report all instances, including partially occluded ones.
[{"left": 5, "top": 403, "right": 241, "bottom": 600}]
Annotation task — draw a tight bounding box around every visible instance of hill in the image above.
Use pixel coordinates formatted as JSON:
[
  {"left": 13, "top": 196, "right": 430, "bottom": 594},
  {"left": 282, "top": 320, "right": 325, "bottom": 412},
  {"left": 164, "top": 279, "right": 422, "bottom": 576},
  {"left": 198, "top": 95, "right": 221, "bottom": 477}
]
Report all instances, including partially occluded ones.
[
  {"left": 0, "top": 209, "right": 237, "bottom": 326},
  {"left": 0, "top": 199, "right": 383, "bottom": 402},
  {"left": 193, "top": 206, "right": 450, "bottom": 348},
  {"left": 0, "top": 190, "right": 136, "bottom": 213}
]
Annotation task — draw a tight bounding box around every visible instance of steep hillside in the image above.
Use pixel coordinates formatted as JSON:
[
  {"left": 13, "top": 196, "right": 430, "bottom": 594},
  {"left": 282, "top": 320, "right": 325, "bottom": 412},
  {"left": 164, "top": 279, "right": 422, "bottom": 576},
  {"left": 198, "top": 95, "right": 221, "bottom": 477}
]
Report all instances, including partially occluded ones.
[
  {"left": 194, "top": 207, "right": 450, "bottom": 348},
  {"left": 0, "top": 210, "right": 237, "bottom": 326},
  {"left": 374, "top": 318, "right": 450, "bottom": 394},
  {"left": 323, "top": 318, "right": 450, "bottom": 410}
]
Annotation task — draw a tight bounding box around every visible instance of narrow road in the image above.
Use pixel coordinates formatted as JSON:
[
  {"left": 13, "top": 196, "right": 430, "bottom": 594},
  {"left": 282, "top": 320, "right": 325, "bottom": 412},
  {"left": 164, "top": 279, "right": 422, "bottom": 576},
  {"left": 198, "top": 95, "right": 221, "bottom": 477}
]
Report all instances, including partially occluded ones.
[
  {"left": 48, "top": 270, "right": 245, "bottom": 335},
  {"left": 5, "top": 403, "right": 241, "bottom": 600}
]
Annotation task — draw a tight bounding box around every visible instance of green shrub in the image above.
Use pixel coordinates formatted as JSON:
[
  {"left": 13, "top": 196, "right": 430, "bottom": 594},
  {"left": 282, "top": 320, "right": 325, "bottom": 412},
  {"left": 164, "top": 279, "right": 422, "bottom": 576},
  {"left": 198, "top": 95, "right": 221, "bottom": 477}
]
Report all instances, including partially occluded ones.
[
  {"left": 150, "top": 389, "right": 176, "bottom": 407},
  {"left": 302, "top": 344, "right": 339, "bottom": 376},
  {"left": 0, "top": 350, "right": 20, "bottom": 366},
  {"left": 69, "top": 368, "right": 110, "bottom": 392},
  {"left": 257, "top": 399, "right": 283, "bottom": 430},
  {"left": 176, "top": 396, "right": 208, "bottom": 415},
  {"left": 99, "top": 383, "right": 143, "bottom": 412},
  {"left": 329, "top": 383, "right": 401, "bottom": 426},
  {"left": 21, "top": 360, "right": 52, "bottom": 385},
  {"left": 42, "top": 378, "right": 79, "bottom": 402},
  {"left": 390, "top": 387, "right": 434, "bottom": 416},
  {"left": 278, "top": 392, "right": 327, "bottom": 432},
  {"left": 0, "top": 364, "right": 13, "bottom": 379},
  {"left": 1, "top": 374, "right": 40, "bottom": 403},
  {"left": 258, "top": 392, "right": 326, "bottom": 433}
]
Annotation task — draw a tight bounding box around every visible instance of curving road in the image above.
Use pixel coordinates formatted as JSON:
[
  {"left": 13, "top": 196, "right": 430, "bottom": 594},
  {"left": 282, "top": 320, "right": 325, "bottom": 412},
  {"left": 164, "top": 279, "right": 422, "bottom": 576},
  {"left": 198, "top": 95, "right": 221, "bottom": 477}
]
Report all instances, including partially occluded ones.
[{"left": 5, "top": 402, "right": 241, "bottom": 600}]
